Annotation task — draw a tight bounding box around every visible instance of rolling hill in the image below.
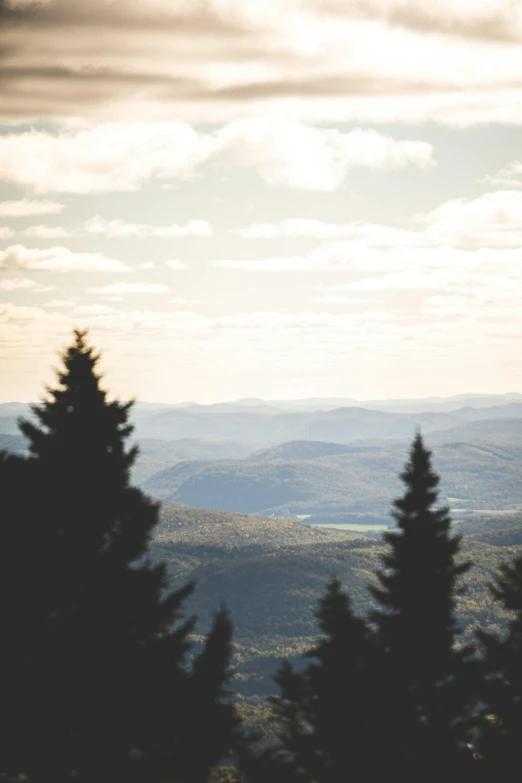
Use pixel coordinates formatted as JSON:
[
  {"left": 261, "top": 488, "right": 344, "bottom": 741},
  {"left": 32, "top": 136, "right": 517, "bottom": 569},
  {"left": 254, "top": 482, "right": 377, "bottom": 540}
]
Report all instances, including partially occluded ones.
[
  {"left": 151, "top": 503, "right": 522, "bottom": 733},
  {"left": 141, "top": 441, "right": 522, "bottom": 519}
]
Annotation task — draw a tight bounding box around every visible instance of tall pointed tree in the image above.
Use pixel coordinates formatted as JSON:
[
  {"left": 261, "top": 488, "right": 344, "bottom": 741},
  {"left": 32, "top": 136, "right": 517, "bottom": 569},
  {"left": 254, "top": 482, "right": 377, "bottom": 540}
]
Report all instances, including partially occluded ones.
[
  {"left": 265, "top": 433, "right": 477, "bottom": 782},
  {"left": 265, "top": 579, "right": 386, "bottom": 783},
  {"left": 370, "top": 432, "right": 474, "bottom": 770},
  {"left": 0, "top": 330, "right": 238, "bottom": 783}
]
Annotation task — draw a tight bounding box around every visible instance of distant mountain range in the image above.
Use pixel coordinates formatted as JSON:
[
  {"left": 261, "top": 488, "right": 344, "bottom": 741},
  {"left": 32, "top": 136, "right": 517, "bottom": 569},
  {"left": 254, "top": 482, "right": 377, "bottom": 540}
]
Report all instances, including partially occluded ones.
[
  {"left": 141, "top": 440, "right": 522, "bottom": 519},
  {"left": 3, "top": 395, "right": 522, "bottom": 520},
  {"left": 130, "top": 400, "right": 522, "bottom": 445},
  {"left": 2, "top": 395, "right": 521, "bottom": 446}
]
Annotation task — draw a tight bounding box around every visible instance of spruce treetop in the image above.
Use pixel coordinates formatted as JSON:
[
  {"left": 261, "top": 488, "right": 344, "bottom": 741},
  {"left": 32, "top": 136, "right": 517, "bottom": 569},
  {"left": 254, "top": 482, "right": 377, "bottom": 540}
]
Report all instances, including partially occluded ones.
[
  {"left": 371, "top": 431, "right": 472, "bottom": 688},
  {"left": 20, "top": 329, "right": 136, "bottom": 479}
]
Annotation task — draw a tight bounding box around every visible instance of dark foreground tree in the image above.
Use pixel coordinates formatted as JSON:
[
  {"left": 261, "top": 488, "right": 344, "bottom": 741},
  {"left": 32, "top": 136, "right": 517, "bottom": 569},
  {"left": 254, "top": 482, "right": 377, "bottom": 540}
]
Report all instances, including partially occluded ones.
[
  {"left": 268, "top": 579, "right": 388, "bottom": 783},
  {"left": 0, "top": 330, "right": 238, "bottom": 783},
  {"left": 477, "top": 555, "right": 522, "bottom": 773},
  {"left": 370, "top": 432, "right": 474, "bottom": 770},
  {"left": 265, "top": 433, "right": 475, "bottom": 781}
]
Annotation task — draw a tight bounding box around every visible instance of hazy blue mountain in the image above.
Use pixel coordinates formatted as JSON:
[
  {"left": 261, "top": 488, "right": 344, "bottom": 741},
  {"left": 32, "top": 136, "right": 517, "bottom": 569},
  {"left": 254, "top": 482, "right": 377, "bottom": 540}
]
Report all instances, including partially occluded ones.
[
  {"left": 131, "top": 406, "right": 456, "bottom": 444},
  {"left": 429, "top": 418, "right": 522, "bottom": 446},
  {"left": 3, "top": 396, "right": 522, "bottom": 445},
  {"left": 128, "top": 403, "right": 522, "bottom": 445},
  {"left": 251, "top": 440, "right": 357, "bottom": 461},
  {"left": 130, "top": 438, "right": 253, "bottom": 482},
  {"left": 140, "top": 440, "right": 522, "bottom": 519}
]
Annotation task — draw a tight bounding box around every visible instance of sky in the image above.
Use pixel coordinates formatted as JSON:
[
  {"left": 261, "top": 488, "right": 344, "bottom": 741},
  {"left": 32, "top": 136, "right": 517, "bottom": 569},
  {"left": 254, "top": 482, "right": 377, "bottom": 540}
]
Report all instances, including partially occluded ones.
[{"left": 1, "top": 0, "right": 522, "bottom": 403}]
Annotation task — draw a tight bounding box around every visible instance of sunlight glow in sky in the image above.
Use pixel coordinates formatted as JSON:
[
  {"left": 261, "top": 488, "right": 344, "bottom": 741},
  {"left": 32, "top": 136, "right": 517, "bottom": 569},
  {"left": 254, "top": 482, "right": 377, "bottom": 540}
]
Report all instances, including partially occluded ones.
[{"left": 1, "top": 0, "right": 522, "bottom": 402}]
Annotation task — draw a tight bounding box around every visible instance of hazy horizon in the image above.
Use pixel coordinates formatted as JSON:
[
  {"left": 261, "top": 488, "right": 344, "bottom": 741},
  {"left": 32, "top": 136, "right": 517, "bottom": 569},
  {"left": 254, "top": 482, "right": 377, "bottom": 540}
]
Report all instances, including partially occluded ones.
[{"left": 3, "top": 391, "right": 522, "bottom": 407}]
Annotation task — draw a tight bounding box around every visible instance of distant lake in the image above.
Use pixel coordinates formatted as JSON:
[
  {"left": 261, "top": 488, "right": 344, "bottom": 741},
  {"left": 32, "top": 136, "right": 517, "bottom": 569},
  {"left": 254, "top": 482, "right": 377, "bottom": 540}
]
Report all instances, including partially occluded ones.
[{"left": 310, "top": 523, "right": 390, "bottom": 533}]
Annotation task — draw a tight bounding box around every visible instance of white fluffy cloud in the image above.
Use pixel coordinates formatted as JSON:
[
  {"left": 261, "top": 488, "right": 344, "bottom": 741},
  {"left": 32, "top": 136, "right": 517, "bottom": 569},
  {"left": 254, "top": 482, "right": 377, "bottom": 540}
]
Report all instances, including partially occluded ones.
[
  {"left": 72, "top": 304, "right": 117, "bottom": 316},
  {"left": 218, "top": 191, "right": 522, "bottom": 277},
  {"left": 22, "top": 217, "right": 213, "bottom": 239},
  {"left": 233, "top": 218, "right": 423, "bottom": 242},
  {"left": 0, "top": 199, "right": 65, "bottom": 217},
  {"left": 210, "top": 242, "right": 480, "bottom": 273},
  {"left": 483, "top": 162, "right": 522, "bottom": 189},
  {"left": 83, "top": 216, "right": 212, "bottom": 238},
  {"left": 234, "top": 191, "right": 522, "bottom": 247},
  {"left": 417, "top": 190, "right": 522, "bottom": 248},
  {"left": 0, "top": 244, "right": 132, "bottom": 272},
  {"left": 164, "top": 260, "right": 189, "bottom": 270},
  {"left": 214, "top": 120, "right": 434, "bottom": 191},
  {"left": 88, "top": 282, "right": 170, "bottom": 296},
  {"left": 0, "top": 123, "right": 206, "bottom": 194},
  {"left": 0, "top": 120, "right": 433, "bottom": 194},
  {"left": 22, "top": 226, "right": 75, "bottom": 239},
  {"left": 0, "top": 277, "right": 39, "bottom": 291}
]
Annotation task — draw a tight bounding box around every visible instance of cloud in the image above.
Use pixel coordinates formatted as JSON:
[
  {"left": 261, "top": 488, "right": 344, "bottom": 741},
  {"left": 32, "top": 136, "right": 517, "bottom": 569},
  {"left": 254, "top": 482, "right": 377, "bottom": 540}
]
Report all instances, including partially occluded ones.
[
  {"left": 213, "top": 119, "right": 434, "bottom": 191},
  {"left": 170, "top": 297, "right": 200, "bottom": 306},
  {"left": 308, "top": 0, "right": 522, "bottom": 43},
  {"left": 213, "top": 191, "right": 522, "bottom": 276},
  {"left": 43, "top": 299, "right": 76, "bottom": 309},
  {"left": 83, "top": 216, "right": 213, "bottom": 237},
  {"left": 483, "top": 161, "right": 522, "bottom": 189},
  {"left": 0, "top": 276, "right": 38, "bottom": 291},
  {"left": 23, "top": 225, "right": 76, "bottom": 238},
  {"left": 233, "top": 218, "right": 423, "bottom": 241},
  {"left": 0, "top": 244, "right": 132, "bottom": 272},
  {"left": 313, "top": 294, "right": 349, "bottom": 304},
  {"left": 72, "top": 304, "right": 117, "bottom": 316},
  {"left": 417, "top": 190, "right": 522, "bottom": 248},
  {"left": 0, "top": 199, "right": 64, "bottom": 217},
  {"left": 0, "top": 227, "right": 15, "bottom": 239},
  {"left": 2, "top": 294, "right": 522, "bottom": 403},
  {"left": 339, "top": 269, "right": 463, "bottom": 291},
  {"left": 21, "top": 217, "right": 213, "bottom": 239},
  {"left": 0, "top": 119, "right": 433, "bottom": 193},
  {"left": 2, "top": 0, "right": 522, "bottom": 126},
  {"left": 209, "top": 241, "right": 477, "bottom": 273},
  {"left": 164, "top": 260, "right": 188, "bottom": 270},
  {"left": 0, "top": 122, "right": 207, "bottom": 193},
  {"left": 88, "top": 282, "right": 170, "bottom": 296}
]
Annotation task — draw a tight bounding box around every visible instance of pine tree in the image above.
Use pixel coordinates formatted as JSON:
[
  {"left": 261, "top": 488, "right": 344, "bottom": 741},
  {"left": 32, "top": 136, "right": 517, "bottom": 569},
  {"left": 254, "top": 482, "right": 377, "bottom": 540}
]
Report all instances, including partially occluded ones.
[
  {"left": 0, "top": 330, "right": 238, "bottom": 783},
  {"left": 267, "top": 580, "right": 384, "bottom": 783},
  {"left": 370, "top": 432, "right": 474, "bottom": 770},
  {"left": 477, "top": 555, "right": 522, "bottom": 774},
  {"left": 264, "top": 434, "right": 477, "bottom": 781}
]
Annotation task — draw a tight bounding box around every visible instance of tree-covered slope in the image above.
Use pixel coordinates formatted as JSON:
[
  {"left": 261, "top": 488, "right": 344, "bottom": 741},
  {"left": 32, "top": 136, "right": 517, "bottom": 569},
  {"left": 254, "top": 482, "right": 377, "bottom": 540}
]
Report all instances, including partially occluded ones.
[
  {"left": 151, "top": 504, "right": 522, "bottom": 733},
  {"left": 143, "top": 442, "right": 522, "bottom": 518}
]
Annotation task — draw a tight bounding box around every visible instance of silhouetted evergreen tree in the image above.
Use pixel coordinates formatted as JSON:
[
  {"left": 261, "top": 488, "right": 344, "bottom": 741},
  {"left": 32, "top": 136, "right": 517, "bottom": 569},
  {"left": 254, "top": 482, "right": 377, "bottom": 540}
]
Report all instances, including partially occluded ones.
[
  {"left": 477, "top": 555, "right": 522, "bottom": 774},
  {"left": 370, "top": 432, "right": 474, "bottom": 771},
  {"left": 262, "top": 580, "right": 386, "bottom": 783},
  {"left": 264, "top": 434, "right": 476, "bottom": 782},
  {"left": 0, "top": 330, "right": 238, "bottom": 783}
]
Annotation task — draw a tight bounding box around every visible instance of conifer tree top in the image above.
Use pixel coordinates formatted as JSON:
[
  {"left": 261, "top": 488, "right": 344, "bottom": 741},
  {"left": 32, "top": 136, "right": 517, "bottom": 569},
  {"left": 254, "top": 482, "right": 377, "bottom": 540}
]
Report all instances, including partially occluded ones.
[
  {"left": 392, "top": 431, "right": 444, "bottom": 531},
  {"left": 19, "top": 329, "right": 135, "bottom": 474}
]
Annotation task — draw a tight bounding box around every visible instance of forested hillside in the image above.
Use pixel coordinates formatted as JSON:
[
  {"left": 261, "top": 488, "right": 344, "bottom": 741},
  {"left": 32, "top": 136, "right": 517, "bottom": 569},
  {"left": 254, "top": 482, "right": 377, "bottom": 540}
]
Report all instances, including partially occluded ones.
[
  {"left": 141, "top": 442, "right": 522, "bottom": 519},
  {"left": 151, "top": 502, "right": 522, "bottom": 737}
]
